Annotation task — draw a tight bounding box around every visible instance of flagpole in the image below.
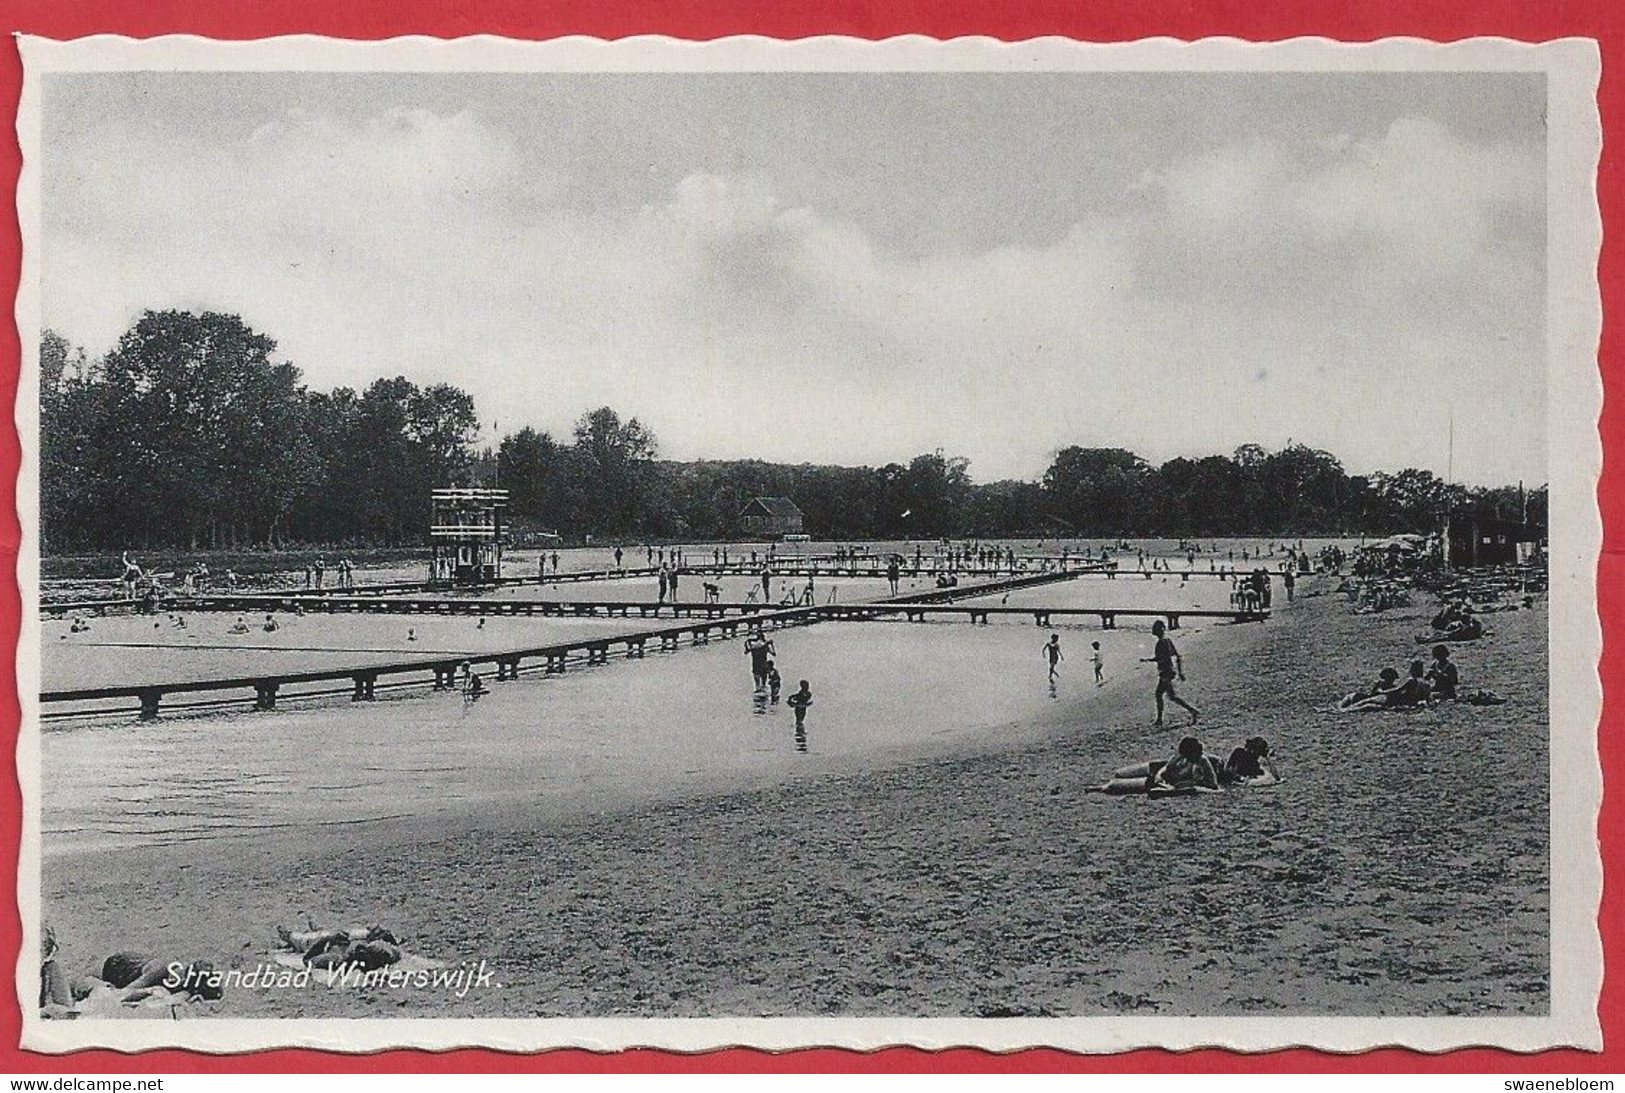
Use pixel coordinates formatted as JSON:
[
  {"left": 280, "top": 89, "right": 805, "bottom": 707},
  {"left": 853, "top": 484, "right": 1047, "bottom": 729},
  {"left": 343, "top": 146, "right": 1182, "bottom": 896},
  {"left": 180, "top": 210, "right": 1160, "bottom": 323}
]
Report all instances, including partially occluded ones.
[{"left": 1444, "top": 409, "right": 1454, "bottom": 571}]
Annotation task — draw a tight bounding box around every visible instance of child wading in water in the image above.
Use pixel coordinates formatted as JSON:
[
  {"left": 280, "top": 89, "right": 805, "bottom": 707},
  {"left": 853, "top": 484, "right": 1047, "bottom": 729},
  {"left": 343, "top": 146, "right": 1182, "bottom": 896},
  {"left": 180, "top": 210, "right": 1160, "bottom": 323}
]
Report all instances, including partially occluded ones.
[
  {"left": 1043, "top": 634, "right": 1064, "bottom": 682},
  {"left": 787, "top": 680, "right": 813, "bottom": 730}
]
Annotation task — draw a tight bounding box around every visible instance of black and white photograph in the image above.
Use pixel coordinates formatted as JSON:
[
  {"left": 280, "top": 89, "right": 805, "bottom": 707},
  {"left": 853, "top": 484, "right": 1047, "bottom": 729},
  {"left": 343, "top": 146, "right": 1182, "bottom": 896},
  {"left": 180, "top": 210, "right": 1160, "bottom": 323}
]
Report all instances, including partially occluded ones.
[{"left": 14, "top": 35, "right": 1602, "bottom": 1053}]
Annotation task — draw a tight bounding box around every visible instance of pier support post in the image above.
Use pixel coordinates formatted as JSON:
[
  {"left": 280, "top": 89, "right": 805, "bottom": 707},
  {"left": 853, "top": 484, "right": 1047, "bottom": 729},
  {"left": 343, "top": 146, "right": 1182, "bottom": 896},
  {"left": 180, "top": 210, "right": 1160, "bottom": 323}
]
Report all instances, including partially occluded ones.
[
  {"left": 254, "top": 682, "right": 279, "bottom": 711},
  {"left": 352, "top": 673, "right": 377, "bottom": 701},
  {"left": 138, "top": 689, "right": 161, "bottom": 721}
]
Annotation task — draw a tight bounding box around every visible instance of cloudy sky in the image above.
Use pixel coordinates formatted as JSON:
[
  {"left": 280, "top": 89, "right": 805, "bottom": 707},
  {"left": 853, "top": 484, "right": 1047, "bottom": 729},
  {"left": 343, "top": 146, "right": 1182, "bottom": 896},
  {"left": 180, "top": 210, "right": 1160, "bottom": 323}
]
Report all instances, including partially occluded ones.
[{"left": 40, "top": 70, "right": 1546, "bottom": 485}]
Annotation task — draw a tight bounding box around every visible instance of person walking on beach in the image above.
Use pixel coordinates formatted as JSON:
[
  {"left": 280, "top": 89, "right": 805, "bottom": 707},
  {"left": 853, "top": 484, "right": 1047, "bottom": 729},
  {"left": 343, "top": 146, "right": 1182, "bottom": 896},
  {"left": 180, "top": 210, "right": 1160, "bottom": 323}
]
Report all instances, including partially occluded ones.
[
  {"left": 1282, "top": 567, "right": 1296, "bottom": 602},
  {"left": 886, "top": 557, "right": 901, "bottom": 595},
  {"left": 657, "top": 565, "right": 669, "bottom": 604},
  {"left": 1143, "top": 620, "right": 1199, "bottom": 727},
  {"left": 614, "top": 546, "right": 624, "bottom": 570},
  {"left": 761, "top": 565, "right": 773, "bottom": 601},
  {"left": 1092, "top": 641, "right": 1105, "bottom": 686},
  {"left": 668, "top": 567, "right": 680, "bottom": 601},
  {"left": 1043, "top": 634, "right": 1064, "bottom": 682}
]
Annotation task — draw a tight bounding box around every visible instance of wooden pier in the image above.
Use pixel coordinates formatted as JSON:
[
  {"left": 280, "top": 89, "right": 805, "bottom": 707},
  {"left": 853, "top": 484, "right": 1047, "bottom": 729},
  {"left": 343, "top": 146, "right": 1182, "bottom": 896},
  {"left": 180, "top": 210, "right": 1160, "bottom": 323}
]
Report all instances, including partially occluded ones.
[
  {"left": 38, "top": 565, "right": 1266, "bottom": 722},
  {"left": 41, "top": 603, "right": 823, "bottom": 722},
  {"left": 822, "top": 604, "right": 1270, "bottom": 629}
]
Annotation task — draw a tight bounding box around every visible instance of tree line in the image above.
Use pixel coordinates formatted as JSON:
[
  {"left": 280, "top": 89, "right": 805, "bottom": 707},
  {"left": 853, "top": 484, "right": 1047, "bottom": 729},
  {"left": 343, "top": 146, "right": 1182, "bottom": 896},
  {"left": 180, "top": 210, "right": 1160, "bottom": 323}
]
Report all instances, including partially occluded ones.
[{"left": 39, "top": 310, "right": 1546, "bottom": 553}]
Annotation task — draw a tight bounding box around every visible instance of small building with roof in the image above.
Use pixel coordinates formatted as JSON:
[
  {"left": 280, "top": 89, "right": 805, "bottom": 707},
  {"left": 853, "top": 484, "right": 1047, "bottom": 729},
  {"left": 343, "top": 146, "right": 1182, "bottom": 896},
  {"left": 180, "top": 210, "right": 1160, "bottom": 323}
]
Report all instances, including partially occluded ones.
[{"left": 737, "top": 496, "right": 805, "bottom": 538}]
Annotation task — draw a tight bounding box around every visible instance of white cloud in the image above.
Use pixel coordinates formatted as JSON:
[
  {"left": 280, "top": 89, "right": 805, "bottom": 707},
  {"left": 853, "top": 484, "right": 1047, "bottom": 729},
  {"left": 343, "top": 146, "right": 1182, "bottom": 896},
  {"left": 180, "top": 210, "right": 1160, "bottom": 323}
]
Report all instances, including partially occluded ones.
[{"left": 41, "top": 99, "right": 1546, "bottom": 485}]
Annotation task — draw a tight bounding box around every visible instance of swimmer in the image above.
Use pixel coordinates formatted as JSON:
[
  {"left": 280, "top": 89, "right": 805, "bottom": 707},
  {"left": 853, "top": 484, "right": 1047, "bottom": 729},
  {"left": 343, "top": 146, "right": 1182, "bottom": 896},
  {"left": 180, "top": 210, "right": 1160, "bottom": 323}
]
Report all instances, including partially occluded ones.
[
  {"left": 746, "top": 634, "right": 776, "bottom": 690},
  {"left": 1043, "top": 634, "right": 1064, "bottom": 682},
  {"left": 461, "top": 660, "right": 487, "bottom": 705},
  {"left": 477, "top": 617, "right": 486, "bottom": 629},
  {"left": 228, "top": 615, "right": 249, "bottom": 635},
  {"left": 262, "top": 614, "right": 278, "bottom": 632},
  {"left": 407, "top": 628, "right": 418, "bottom": 642},
  {"left": 787, "top": 679, "right": 813, "bottom": 730},
  {"left": 768, "top": 665, "right": 782, "bottom": 703}
]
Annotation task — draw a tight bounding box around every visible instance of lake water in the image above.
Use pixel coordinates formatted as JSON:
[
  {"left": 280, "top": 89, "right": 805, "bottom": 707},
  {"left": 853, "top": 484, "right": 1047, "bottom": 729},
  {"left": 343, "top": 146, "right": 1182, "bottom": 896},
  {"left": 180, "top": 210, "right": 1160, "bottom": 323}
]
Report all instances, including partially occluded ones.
[{"left": 40, "top": 576, "right": 1248, "bottom": 857}]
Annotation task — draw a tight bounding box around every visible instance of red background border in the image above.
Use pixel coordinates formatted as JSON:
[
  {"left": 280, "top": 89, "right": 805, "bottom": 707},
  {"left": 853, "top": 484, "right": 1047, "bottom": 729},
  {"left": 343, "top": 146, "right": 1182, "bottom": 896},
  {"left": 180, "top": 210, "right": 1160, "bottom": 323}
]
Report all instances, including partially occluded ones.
[{"left": 0, "top": 0, "right": 1617, "bottom": 1075}]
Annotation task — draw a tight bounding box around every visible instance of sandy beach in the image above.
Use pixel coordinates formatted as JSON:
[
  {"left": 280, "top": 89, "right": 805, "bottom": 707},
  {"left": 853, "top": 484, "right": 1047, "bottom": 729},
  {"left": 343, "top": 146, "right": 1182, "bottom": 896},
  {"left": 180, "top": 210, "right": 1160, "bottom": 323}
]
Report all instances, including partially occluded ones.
[{"left": 39, "top": 575, "right": 1548, "bottom": 1018}]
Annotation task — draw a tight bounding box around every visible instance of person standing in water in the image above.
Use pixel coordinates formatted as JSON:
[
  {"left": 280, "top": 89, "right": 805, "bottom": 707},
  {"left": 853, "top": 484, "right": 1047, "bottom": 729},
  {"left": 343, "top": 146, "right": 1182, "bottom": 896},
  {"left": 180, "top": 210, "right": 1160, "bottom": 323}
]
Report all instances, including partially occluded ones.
[
  {"left": 787, "top": 679, "right": 813, "bottom": 732},
  {"left": 746, "top": 634, "right": 777, "bottom": 690},
  {"left": 1043, "top": 634, "right": 1064, "bottom": 682},
  {"left": 1143, "top": 620, "right": 1200, "bottom": 727}
]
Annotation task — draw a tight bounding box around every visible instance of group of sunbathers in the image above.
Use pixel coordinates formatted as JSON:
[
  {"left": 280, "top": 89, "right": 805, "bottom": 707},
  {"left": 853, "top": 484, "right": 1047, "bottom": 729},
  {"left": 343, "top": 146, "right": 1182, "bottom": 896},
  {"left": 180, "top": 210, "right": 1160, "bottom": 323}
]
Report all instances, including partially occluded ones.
[
  {"left": 39, "top": 924, "right": 223, "bottom": 1017},
  {"left": 1429, "top": 600, "right": 1485, "bottom": 641},
  {"left": 1338, "top": 645, "right": 1458, "bottom": 710}
]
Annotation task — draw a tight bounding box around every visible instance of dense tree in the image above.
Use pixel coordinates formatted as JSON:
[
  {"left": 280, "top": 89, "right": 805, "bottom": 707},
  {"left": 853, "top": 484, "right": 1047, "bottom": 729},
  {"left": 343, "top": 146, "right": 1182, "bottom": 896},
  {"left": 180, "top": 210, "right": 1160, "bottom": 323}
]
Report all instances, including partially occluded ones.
[{"left": 37, "top": 314, "right": 1547, "bottom": 552}]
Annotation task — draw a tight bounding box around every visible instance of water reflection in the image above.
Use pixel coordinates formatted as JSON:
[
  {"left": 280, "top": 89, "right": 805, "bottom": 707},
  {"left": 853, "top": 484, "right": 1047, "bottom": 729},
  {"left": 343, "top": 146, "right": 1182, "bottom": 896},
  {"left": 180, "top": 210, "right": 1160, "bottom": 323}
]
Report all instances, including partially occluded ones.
[{"left": 794, "top": 722, "right": 808, "bottom": 753}]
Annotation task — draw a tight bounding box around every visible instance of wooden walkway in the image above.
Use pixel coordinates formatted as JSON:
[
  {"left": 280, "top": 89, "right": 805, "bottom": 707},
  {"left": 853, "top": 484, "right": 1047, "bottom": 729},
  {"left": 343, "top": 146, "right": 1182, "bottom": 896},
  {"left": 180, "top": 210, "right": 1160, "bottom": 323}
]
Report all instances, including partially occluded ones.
[
  {"left": 37, "top": 566, "right": 1264, "bottom": 721},
  {"left": 823, "top": 604, "right": 1270, "bottom": 629},
  {"left": 42, "top": 604, "right": 823, "bottom": 722}
]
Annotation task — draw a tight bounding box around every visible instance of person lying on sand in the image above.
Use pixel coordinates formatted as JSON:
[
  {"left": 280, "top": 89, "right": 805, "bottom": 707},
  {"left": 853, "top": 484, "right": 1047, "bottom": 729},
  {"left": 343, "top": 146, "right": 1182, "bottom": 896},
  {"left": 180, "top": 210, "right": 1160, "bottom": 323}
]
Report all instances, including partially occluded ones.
[
  {"left": 1339, "top": 667, "right": 1402, "bottom": 710},
  {"left": 1340, "top": 663, "right": 1430, "bottom": 710},
  {"left": 1219, "top": 737, "right": 1281, "bottom": 786},
  {"left": 1097, "top": 736, "right": 1222, "bottom": 795},
  {"left": 1152, "top": 736, "right": 1221, "bottom": 790},
  {"left": 277, "top": 921, "right": 403, "bottom": 972},
  {"left": 70, "top": 951, "right": 225, "bottom": 1004}
]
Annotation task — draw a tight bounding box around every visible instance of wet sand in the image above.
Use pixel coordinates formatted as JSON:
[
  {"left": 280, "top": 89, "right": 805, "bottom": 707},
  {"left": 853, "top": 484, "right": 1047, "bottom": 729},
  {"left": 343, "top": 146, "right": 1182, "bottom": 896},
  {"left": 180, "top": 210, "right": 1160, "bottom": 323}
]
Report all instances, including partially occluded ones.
[{"left": 40, "top": 576, "right": 1547, "bottom": 1018}]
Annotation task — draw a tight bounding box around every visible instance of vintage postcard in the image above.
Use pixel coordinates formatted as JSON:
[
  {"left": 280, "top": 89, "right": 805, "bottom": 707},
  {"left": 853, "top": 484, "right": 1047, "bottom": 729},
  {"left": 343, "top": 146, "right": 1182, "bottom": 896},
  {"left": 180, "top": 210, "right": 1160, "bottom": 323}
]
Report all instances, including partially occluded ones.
[{"left": 11, "top": 34, "right": 1602, "bottom": 1053}]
